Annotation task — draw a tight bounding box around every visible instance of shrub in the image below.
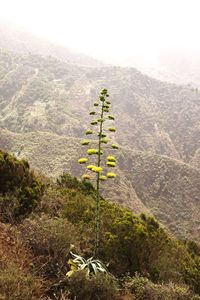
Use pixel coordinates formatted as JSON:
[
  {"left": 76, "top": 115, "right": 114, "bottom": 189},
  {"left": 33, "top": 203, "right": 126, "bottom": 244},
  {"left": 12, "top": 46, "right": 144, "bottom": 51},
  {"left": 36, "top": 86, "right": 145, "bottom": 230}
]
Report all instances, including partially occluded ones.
[
  {"left": 67, "top": 270, "right": 118, "bottom": 300},
  {"left": 19, "top": 215, "right": 79, "bottom": 278},
  {"left": 0, "top": 263, "right": 42, "bottom": 300},
  {"left": 0, "top": 150, "right": 43, "bottom": 222},
  {"left": 63, "top": 193, "right": 198, "bottom": 287},
  {"left": 57, "top": 172, "right": 95, "bottom": 195},
  {"left": 36, "top": 185, "right": 65, "bottom": 217},
  {"left": 184, "top": 257, "right": 200, "bottom": 294},
  {"left": 57, "top": 173, "right": 79, "bottom": 189},
  {"left": 122, "top": 274, "right": 197, "bottom": 300}
]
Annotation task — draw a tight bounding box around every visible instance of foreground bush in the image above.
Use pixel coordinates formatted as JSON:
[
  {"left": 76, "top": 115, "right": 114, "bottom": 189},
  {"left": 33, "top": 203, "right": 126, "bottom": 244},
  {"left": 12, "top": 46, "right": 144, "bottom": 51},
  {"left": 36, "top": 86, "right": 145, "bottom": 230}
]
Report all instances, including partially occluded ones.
[
  {"left": 63, "top": 193, "right": 187, "bottom": 278},
  {"left": 0, "top": 262, "right": 42, "bottom": 300},
  {"left": 67, "top": 270, "right": 118, "bottom": 300},
  {"left": 61, "top": 181, "right": 200, "bottom": 293},
  {"left": 122, "top": 274, "right": 200, "bottom": 300},
  {"left": 19, "top": 215, "right": 79, "bottom": 278},
  {"left": 0, "top": 150, "right": 43, "bottom": 222}
]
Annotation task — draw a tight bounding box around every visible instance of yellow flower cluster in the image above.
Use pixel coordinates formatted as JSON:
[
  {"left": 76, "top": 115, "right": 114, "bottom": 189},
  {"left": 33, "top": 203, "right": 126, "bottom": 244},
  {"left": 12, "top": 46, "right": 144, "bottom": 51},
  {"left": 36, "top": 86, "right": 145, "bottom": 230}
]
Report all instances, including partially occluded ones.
[
  {"left": 109, "top": 127, "right": 116, "bottom": 132},
  {"left": 81, "top": 139, "right": 90, "bottom": 145},
  {"left": 107, "top": 156, "right": 116, "bottom": 162},
  {"left": 111, "top": 144, "right": 119, "bottom": 149},
  {"left": 82, "top": 174, "right": 91, "bottom": 180},
  {"left": 87, "top": 165, "right": 103, "bottom": 173},
  {"left": 101, "top": 138, "right": 109, "bottom": 144},
  {"left": 106, "top": 161, "right": 116, "bottom": 167},
  {"left": 87, "top": 165, "right": 96, "bottom": 170},
  {"left": 107, "top": 172, "right": 116, "bottom": 178},
  {"left": 78, "top": 158, "right": 88, "bottom": 164},
  {"left": 91, "top": 166, "right": 103, "bottom": 173},
  {"left": 85, "top": 130, "right": 93, "bottom": 135},
  {"left": 99, "top": 175, "right": 107, "bottom": 180},
  {"left": 91, "top": 120, "right": 98, "bottom": 125},
  {"left": 87, "top": 149, "right": 98, "bottom": 155}
]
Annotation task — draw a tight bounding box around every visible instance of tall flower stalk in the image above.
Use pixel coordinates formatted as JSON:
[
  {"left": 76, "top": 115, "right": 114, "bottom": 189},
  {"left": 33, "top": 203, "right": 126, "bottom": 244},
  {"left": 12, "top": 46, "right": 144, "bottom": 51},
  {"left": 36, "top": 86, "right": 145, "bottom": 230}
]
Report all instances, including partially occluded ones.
[{"left": 78, "top": 89, "right": 118, "bottom": 257}]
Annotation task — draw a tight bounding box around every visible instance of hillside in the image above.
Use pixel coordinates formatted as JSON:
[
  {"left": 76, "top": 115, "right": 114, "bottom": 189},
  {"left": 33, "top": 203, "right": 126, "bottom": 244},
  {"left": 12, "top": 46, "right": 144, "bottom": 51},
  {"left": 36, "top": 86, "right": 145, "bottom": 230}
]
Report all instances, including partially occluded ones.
[
  {"left": 0, "top": 149, "right": 200, "bottom": 299},
  {"left": 0, "top": 50, "right": 199, "bottom": 164},
  {"left": 0, "top": 46, "right": 200, "bottom": 242},
  {"left": 1, "top": 128, "right": 200, "bottom": 243}
]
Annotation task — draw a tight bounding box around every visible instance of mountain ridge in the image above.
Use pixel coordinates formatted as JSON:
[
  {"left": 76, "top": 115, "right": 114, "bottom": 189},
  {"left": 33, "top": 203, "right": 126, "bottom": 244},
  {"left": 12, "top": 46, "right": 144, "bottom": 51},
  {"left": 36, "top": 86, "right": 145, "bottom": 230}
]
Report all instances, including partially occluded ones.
[{"left": 0, "top": 32, "right": 199, "bottom": 243}]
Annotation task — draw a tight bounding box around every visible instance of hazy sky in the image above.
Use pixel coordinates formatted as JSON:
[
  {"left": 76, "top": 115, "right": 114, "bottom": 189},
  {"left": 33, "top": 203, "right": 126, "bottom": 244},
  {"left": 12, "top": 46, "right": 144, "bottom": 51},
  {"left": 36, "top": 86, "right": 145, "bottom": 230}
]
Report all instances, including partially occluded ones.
[{"left": 1, "top": 0, "right": 200, "bottom": 66}]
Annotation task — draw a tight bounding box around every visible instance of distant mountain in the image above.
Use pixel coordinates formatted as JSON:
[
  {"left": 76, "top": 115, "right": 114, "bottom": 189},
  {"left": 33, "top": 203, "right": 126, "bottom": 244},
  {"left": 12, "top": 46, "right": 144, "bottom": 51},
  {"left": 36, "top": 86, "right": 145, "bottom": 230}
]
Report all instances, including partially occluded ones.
[
  {"left": 141, "top": 51, "right": 200, "bottom": 88},
  {"left": 0, "top": 50, "right": 199, "bottom": 164},
  {"left": 0, "top": 22, "right": 104, "bottom": 67},
  {"left": 0, "top": 38, "right": 200, "bottom": 242}
]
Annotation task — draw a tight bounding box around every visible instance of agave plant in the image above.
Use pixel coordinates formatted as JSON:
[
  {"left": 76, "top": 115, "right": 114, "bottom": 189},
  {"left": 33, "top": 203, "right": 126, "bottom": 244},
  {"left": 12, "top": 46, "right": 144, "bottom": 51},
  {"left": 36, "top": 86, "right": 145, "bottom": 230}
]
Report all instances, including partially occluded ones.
[
  {"left": 78, "top": 89, "right": 119, "bottom": 257},
  {"left": 66, "top": 251, "right": 108, "bottom": 277}
]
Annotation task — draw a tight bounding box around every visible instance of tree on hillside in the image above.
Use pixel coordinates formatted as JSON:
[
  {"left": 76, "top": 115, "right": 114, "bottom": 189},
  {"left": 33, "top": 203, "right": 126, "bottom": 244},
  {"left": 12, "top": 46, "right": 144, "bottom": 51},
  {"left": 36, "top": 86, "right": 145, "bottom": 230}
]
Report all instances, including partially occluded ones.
[{"left": 78, "top": 88, "right": 119, "bottom": 256}]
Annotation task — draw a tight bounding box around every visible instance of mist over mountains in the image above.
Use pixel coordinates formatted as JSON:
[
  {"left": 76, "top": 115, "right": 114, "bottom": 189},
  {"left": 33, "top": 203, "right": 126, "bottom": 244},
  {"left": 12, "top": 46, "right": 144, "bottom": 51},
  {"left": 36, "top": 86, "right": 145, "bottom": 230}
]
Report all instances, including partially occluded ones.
[{"left": 0, "top": 23, "right": 200, "bottom": 242}]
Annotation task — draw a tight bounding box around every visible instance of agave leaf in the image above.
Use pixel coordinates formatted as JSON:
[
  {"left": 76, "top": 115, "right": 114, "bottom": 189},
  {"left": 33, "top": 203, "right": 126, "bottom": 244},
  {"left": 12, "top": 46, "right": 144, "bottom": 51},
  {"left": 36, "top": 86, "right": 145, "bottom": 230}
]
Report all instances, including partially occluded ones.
[
  {"left": 67, "top": 252, "right": 108, "bottom": 277},
  {"left": 87, "top": 257, "right": 94, "bottom": 262},
  {"left": 91, "top": 263, "right": 97, "bottom": 275},
  {"left": 66, "top": 270, "right": 75, "bottom": 277},
  {"left": 67, "top": 258, "right": 78, "bottom": 268}
]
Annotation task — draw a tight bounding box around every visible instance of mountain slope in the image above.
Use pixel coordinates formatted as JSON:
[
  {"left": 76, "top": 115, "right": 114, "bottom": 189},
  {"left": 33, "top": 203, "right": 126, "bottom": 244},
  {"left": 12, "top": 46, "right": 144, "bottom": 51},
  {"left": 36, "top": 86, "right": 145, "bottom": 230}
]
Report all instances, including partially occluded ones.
[
  {"left": 1, "top": 128, "right": 200, "bottom": 242},
  {"left": 0, "top": 48, "right": 200, "bottom": 242},
  {"left": 0, "top": 128, "right": 146, "bottom": 214},
  {"left": 0, "top": 50, "right": 200, "bottom": 164},
  {"left": 119, "top": 150, "right": 200, "bottom": 241}
]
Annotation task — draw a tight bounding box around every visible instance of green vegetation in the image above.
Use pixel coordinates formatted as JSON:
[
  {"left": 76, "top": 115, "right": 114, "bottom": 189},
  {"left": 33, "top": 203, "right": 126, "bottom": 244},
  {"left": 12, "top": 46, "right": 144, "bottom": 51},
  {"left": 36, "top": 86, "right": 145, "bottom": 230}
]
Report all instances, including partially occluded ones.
[
  {"left": 121, "top": 274, "right": 200, "bottom": 300},
  {"left": 67, "top": 270, "right": 118, "bottom": 300},
  {"left": 0, "top": 150, "right": 199, "bottom": 298},
  {"left": 0, "top": 150, "right": 43, "bottom": 222}
]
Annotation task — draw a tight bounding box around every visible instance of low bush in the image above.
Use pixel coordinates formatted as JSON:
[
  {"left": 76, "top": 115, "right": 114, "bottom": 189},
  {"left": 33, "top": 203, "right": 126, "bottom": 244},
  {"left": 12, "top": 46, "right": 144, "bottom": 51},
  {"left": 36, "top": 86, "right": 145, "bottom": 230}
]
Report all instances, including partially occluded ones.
[
  {"left": 122, "top": 274, "right": 199, "bottom": 300},
  {"left": 19, "top": 215, "right": 79, "bottom": 278},
  {"left": 0, "top": 261, "right": 42, "bottom": 300},
  {"left": 0, "top": 150, "right": 43, "bottom": 222},
  {"left": 57, "top": 172, "right": 95, "bottom": 195},
  {"left": 67, "top": 270, "right": 118, "bottom": 300}
]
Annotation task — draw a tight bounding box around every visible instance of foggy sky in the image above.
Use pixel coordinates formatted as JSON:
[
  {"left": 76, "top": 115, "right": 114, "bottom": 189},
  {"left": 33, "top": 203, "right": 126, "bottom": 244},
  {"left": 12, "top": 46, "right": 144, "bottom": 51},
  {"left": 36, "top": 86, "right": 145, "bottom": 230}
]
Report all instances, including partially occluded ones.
[{"left": 0, "top": 0, "right": 200, "bottom": 67}]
